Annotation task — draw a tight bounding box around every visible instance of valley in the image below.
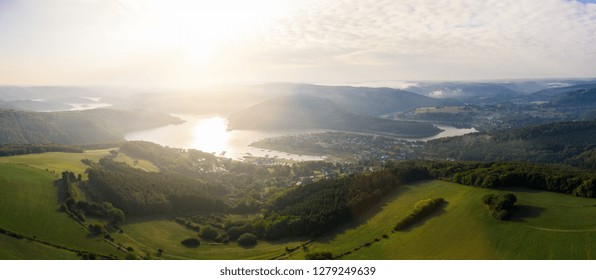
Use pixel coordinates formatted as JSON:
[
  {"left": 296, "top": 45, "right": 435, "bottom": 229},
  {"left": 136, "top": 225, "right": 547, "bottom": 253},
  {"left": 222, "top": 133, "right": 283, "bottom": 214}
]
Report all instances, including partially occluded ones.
[{"left": 0, "top": 80, "right": 595, "bottom": 260}]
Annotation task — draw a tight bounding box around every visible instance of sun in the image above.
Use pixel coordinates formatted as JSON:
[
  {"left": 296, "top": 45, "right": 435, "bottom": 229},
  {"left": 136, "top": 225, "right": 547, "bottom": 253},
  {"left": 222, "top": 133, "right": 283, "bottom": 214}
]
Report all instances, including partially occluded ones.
[{"left": 113, "top": 0, "right": 290, "bottom": 64}]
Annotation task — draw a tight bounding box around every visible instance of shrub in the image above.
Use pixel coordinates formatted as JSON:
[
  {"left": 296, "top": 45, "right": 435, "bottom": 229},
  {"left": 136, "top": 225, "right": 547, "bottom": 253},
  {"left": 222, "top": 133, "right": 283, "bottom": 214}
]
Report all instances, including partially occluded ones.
[
  {"left": 200, "top": 225, "right": 218, "bottom": 240},
  {"left": 394, "top": 198, "right": 445, "bottom": 231},
  {"left": 227, "top": 226, "right": 244, "bottom": 241},
  {"left": 237, "top": 233, "right": 257, "bottom": 247},
  {"left": 88, "top": 223, "right": 106, "bottom": 236},
  {"left": 181, "top": 237, "right": 201, "bottom": 248}
]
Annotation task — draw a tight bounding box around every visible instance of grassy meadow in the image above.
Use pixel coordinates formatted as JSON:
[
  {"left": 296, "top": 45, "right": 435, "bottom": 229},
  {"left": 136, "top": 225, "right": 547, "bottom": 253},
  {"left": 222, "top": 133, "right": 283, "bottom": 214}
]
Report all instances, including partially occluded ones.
[
  {"left": 116, "top": 219, "right": 307, "bottom": 260},
  {"left": 0, "top": 149, "right": 111, "bottom": 177},
  {"left": 288, "top": 181, "right": 596, "bottom": 260},
  {"left": 0, "top": 164, "right": 125, "bottom": 259},
  {"left": 1, "top": 149, "right": 594, "bottom": 260}
]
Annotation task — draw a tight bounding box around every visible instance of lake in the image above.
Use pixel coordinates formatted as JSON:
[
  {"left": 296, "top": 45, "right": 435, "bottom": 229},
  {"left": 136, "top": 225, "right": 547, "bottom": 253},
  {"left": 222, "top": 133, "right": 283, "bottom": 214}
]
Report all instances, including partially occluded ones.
[{"left": 125, "top": 114, "right": 477, "bottom": 161}]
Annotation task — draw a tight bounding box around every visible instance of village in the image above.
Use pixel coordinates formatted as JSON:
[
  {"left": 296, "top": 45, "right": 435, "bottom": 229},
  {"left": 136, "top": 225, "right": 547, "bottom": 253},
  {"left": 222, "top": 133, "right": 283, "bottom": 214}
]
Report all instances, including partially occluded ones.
[{"left": 250, "top": 131, "right": 423, "bottom": 164}]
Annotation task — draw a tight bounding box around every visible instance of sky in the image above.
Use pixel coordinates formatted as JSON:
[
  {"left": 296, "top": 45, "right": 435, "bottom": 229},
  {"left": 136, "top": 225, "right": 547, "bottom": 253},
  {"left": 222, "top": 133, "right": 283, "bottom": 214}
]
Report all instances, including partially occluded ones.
[{"left": 0, "top": 0, "right": 595, "bottom": 88}]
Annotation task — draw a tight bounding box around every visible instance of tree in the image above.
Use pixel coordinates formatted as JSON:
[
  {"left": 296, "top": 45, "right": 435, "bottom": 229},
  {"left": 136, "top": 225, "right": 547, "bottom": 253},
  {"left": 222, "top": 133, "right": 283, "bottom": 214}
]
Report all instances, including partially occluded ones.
[
  {"left": 482, "top": 193, "right": 517, "bottom": 220},
  {"left": 226, "top": 226, "right": 244, "bottom": 241},
  {"left": 200, "top": 225, "right": 218, "bottom": 240},
  {"left": 237, "top": 233, "right": 257, "bottom": 247},
  {"left": 88, "top": 223, "right": 105, "bottom": 236},
  {"left": 107, "top": 207, "right": 125, "bottom": 226}
]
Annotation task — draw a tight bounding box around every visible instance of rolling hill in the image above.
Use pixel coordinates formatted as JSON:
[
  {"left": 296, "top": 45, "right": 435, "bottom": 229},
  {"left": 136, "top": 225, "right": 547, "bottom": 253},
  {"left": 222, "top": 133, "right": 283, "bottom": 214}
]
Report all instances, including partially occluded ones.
[
  {"left": 0, "top": 108, "right": 182, "bottom": 145},
  {"left": 287, "top": 180, "right": 596, "bottom": 260},
  {"left": 250, "top": 83, "right": 454, "bottom": 116},
  {"left": 1, "top": 148, "right": 595, "bottom": 260},
  {"left": 423, "top": 120, "right": 596, "bottom": 164},
  {"left": 227, "top": 94, "right": 442, "bottom": 137},
  {"left": 0, "top": 163, "right": 125, "bottom": 259}
]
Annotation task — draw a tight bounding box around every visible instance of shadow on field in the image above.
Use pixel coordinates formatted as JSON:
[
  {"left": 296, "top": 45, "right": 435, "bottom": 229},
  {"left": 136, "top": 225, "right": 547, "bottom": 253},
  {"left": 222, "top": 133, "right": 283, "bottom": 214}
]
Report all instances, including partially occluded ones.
[
  {"left": 510, "top": 205, "right": 545, "bottom": 222},
  {"left": 397, "top": 201, "right": 449, "bottom": 233},
  {"left": 314, "top": 185, "right": 414, "bottom": 244},
  {"left": 238, "top": 243, "right": 257, "bottom": 249}
]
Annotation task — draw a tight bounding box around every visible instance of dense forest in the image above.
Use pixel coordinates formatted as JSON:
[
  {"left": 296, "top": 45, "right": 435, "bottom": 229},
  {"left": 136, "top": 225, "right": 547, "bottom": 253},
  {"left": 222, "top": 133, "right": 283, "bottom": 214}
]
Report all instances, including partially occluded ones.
[
  {"left": 83, "top": 141, "right": 596, "bottom": 241},
  {"left": 0, "top": 109, "right": 181, "bottom": 145},
  {"left": 423, "top": 120, "right": 596, "bottom": 166},
  {"left": 253, "top": 164, "right": 430, "bottom": 239},
  {"left": 86, "top": 158, "right": 226, "bottom": 215},
  {"left": 414, "top": 160, "right": 596, "bottom": 198}
]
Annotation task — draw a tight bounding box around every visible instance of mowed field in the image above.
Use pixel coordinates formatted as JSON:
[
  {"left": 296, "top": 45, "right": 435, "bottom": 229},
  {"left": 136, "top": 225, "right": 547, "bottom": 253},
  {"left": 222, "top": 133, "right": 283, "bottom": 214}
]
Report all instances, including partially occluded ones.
[
  {"left": 288, "top": 181, "right": 596, "bottom": 260},
  {"left": 0, "top": 164, "right": 125, "bottom": 259}
]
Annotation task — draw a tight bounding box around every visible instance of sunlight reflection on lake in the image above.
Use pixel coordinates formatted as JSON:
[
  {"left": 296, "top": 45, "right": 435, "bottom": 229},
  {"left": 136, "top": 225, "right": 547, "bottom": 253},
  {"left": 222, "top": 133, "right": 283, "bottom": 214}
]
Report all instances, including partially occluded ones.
[
  {"left": 125, "top": 114, "right": 478, "bottom": 161},
  {"left": 192, "top": 117, "right": 229, "bottom": 154},
  {"left": 125, "top": 115, "right": 327, "bottom": 161}
]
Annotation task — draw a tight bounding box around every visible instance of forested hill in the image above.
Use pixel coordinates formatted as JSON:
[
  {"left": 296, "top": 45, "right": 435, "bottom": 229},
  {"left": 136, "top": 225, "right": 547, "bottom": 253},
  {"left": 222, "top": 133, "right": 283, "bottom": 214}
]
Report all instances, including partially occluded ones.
[
  {"left": 250, "top": 83, "right": 454, "bottom": 116},
  {"left": 423, "top": 120, "right": 596, "bottom": 167},
  {"left": 228, "top": 95, "right": 442, "bottom": 137},
  {"left": 0, "top": 109, "right": 182, "bottom": 145}
]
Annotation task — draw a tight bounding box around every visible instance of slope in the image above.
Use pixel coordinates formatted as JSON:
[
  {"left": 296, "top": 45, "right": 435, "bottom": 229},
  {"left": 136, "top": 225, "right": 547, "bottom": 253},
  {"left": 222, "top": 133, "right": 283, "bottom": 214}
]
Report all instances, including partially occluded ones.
[
  {"left": 0, "top": 108, "right": 182, "bottom": 145},
  {"left": 0, "top": 164, "right": 124, "bottom": 259},
  {"left": 228, "top": 95, "right": 442, "bottom": 137},
  {"left": 288, "top": 180, "right": 596, "bottom": 260},
  {"left": 423, "top": 120, "right": 596, "bottom": 164}
]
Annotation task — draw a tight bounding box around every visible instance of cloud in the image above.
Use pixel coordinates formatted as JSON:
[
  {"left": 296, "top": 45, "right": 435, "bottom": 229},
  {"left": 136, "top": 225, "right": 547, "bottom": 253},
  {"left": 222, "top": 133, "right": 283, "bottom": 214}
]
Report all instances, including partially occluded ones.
[
  {"left": 246, "top": 0, "right": 596, "bottom": 82},
  {"left": 0, "top": 0, "right": 594, "bottom": 86}
]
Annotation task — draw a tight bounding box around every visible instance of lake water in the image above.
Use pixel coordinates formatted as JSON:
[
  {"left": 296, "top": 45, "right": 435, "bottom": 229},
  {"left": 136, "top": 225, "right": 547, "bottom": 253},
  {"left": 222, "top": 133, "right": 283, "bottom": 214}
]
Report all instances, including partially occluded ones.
[
  {"left": 125, "top": 114, "right": 477, "bottom": 161},
  {"left": 125, "top": 114, "right": 328, "bottom": 161}
]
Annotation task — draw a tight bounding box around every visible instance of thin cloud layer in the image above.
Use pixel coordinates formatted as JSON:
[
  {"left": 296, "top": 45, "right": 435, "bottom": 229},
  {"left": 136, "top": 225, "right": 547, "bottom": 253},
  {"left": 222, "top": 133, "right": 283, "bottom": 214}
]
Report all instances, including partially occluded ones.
[
  {"left": 0, "top": 0, "right": 594, "bottom": 87},
  {"left": 249, "top": 0, "right": 596, "bottom": 81}
]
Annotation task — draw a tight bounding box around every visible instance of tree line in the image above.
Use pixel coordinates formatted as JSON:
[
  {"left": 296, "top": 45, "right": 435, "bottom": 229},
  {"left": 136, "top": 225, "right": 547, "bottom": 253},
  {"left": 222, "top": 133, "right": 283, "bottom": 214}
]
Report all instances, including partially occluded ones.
[
  {"left": 58, "top": 171, "right": 125, "bottom": 226},
  {"left": 0, "top": 144, "right": 83, "bottom": 157},
  {"left": 87, "top": 158, "right": 226, "bottom": 216},
  {"left": 423, "top": 120, "right": 596, "bottom": 168},
  {"left": 256, "top": 164, "right": 430, "bottom": 239}
]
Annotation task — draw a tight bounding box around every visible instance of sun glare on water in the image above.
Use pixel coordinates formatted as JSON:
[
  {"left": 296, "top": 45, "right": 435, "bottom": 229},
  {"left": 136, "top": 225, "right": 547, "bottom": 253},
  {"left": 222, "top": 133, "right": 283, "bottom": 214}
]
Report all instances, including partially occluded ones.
[{"left": 191, "top": 117, "right": 229, "bottom": 155}]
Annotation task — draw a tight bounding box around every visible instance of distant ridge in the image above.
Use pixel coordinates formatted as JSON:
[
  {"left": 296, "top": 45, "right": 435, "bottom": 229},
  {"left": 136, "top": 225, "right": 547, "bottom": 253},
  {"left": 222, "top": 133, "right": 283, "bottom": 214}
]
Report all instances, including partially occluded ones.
[
  {"left": 252, "top": 83, "right": 454, "bottom": 116},
  {"left": 228, "top": 94, "right": 442, "bottom": 137},
  {"left": 0, "top": 108, "right": 182, "bottom": 145}
]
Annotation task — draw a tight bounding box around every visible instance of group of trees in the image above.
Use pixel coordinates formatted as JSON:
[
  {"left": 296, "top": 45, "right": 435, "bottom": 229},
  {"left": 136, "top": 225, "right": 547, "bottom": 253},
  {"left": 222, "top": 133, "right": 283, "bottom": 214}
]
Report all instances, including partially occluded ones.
[
  {"left": 423, "top": 120, "right": 596, "bottom": 166},
  {"left": 449, "top": 162, "right": 596, "bottom": 198},
  {"left": 58, "top": 171, "right": 125, "bottom": 226},
  {"left": 256, "top": 164, "right": 431, "bottom": 239},
  {"left": 395, "top": 160, "right": 596, "bottom": 198},
  {"left": 394, "top": 198, "right": 445, "bottom": 231},
  {"left": 87, "top": 158, "right": 226, "bottom": 215},
  {"left": 482, "top": 193, "right": 517, "bottom": 220}
]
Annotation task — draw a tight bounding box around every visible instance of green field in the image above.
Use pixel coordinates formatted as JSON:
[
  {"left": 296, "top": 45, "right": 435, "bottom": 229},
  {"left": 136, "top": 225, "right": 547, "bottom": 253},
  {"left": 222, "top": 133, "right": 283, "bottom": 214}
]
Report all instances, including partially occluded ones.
[
  {"left": 0, "top": 149, "right": 111, "bottom": 177},
  {"left": 288, "top": 181, "right": 596, "bottom": 259},
  {"left": 0, "top": 234, "right": 76, "bottom": 260},
  {"left": 0, "top": 164, "right": 124, "bottom": 259},
  {"left": 113, "top": 152, "right": 160, "bottom": 172},
  {"left": 115, "top": 219, "right": 307, "bottom": 260},
  {"left": 2, "top": 150, "right": 595, "bottom": 259}
]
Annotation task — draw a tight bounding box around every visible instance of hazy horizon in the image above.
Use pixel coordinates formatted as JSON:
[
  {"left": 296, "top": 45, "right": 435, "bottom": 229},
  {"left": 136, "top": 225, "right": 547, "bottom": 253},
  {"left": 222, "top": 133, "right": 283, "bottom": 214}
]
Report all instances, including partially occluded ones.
[{"left": 1, "top": 0, "right": 595, "bottom": 89}]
